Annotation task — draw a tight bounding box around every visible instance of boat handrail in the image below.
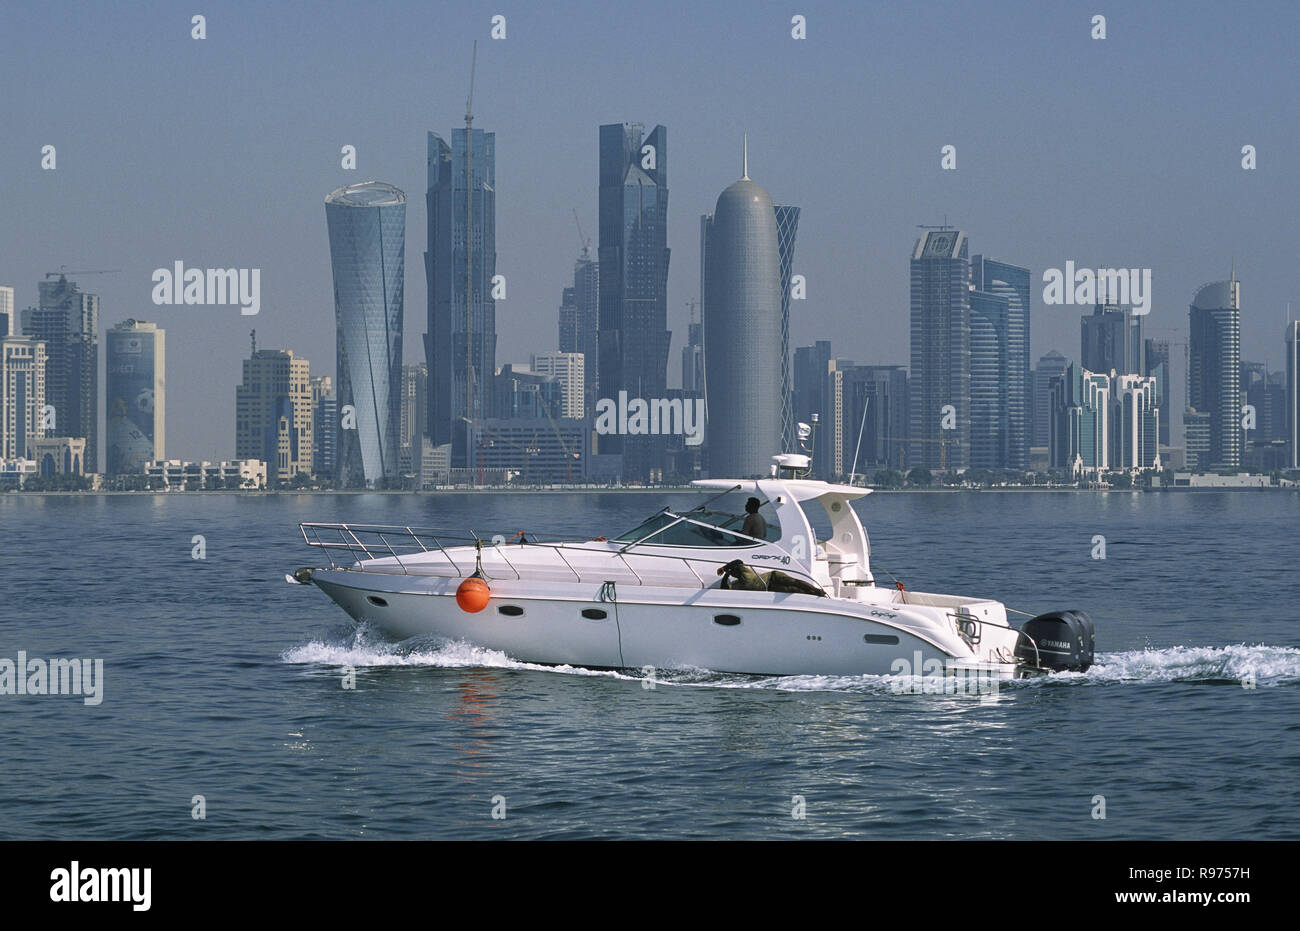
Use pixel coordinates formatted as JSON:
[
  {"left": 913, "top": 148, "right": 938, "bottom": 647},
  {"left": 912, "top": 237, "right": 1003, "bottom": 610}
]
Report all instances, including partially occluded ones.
[{"left": 299, "top": 521, "right": 825, "bottom": 592}]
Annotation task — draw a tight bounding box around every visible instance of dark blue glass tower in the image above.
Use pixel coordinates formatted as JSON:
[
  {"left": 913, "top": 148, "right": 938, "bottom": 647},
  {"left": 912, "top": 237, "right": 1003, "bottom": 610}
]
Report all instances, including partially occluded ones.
[
  {"left": 1189, "top": 278, "right": 1242, "bottom": 470},
  {"left": 909, "top": 230, "right": 970, "bottom": 470},
  {"left": 425, "top": 128, "right": 497, "bottom": 468},
  {"left": 970, "top": 255, "right": 1031, "bottom": 470},
  {"left": 597, "top": 123, "right": 670, "bottom": 481}
]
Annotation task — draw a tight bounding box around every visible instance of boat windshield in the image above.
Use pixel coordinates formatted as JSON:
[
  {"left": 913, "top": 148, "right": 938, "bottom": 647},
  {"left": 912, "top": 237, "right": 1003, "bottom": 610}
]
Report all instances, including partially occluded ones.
[{"left": 614, "top": 495, "right": 779, "bottom": 547}]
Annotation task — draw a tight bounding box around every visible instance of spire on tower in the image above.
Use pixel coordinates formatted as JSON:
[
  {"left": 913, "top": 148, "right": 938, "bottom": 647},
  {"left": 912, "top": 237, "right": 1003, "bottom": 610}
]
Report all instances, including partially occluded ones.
[{"left": 742, "top": 134, "right": 749, "bottom": 181}]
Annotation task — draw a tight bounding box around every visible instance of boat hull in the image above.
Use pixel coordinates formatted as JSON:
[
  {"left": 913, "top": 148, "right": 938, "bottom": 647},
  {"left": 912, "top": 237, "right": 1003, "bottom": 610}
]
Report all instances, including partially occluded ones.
[{"left": 311, "top": 569, "right": 1011, "bottom": 679}]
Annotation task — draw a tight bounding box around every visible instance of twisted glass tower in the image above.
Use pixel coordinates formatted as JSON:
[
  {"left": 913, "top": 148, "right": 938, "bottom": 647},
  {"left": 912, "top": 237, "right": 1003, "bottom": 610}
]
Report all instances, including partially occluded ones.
[
  {"left": 773, "top": 205, "right": 801, "bottom": 450},
  {"left": 326, "top": 181, "right": 405, "bottom": 488}
]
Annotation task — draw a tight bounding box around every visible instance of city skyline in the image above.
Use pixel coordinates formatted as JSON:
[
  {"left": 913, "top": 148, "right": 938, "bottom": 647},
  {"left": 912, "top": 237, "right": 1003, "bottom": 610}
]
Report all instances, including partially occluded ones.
[{"left": 2, "top": 3, "right": 1298, "bottom": 463}]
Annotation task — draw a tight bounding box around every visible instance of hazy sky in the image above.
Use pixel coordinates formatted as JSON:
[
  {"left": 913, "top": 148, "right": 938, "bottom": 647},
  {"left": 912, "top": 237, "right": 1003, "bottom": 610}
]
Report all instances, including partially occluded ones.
[{"left": 3, "top": 0, "right": 1298, "bottom": 463}]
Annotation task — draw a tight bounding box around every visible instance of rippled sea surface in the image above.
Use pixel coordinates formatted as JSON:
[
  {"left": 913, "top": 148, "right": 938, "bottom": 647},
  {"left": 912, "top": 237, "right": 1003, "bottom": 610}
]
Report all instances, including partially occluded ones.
[{"left": 2, "top": 490, "right": 1297, "bottom": 839}]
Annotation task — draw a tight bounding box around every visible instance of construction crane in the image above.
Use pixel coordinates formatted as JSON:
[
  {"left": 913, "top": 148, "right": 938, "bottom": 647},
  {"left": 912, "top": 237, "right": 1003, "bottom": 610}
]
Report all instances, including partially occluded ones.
[
  {"left": 572, "top": 209, "right": 591, "bottom": 260},
  {"left": 45, "top": 267, "right": 121, "bottom": 279},
  {"left": 540, "top": 402, "right": 582, "bottom": 482},
  {"left": 883, "top": 435, "right": 961, "bottom": 471},
  {"left": 476, "top": 422, "right": 543, "bottom": 485}
]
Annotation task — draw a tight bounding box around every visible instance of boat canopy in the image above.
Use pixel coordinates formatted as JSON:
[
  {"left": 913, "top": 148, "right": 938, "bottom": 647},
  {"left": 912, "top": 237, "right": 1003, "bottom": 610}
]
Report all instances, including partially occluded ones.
[{"left": 689, "top": 477, "right": 872, "bottom": 581}]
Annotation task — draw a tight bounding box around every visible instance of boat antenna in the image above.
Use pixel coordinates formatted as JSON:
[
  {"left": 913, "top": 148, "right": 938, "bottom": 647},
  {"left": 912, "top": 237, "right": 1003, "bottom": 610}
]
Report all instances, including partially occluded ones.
[{"left": 848, "top": 396, "right": 870, "bottom": 485}]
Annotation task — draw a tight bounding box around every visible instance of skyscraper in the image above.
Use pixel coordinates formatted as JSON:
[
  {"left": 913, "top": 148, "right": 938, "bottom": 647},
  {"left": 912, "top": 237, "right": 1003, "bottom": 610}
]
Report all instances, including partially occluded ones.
[
  {"left": 24, "top": 275, "right": 98, "bottom": 471},
  {"left": 325, "top": 180, "right": 405, "bottom": 487},
  {"left": 0, "top": 286, "right": 13, "bottom": 337},
  {"left": 1188, "top": 277, "right": 1242, "bottom": 470},
  {"left": 1050, "top": 363, "right": 1110, "bottom": 474},
  {"left": 531, "top": 352, "right": 586, "bottom": 419},
  {"left": 401, "top": 363, "right": 428, "bottom": 452},
  {"left": 793, "top": 339, "right": 834, "bottom": 475},
  {"left": 1111, "top": 372, "right": 1161, "bottom": 471},
  {"left": 830, "top": 363, "right": 909, "bottom": 477},
  {"left": 235, "top": 348, "right": 313, "bottom": 484},
  {"left": 702, "top": 148, "right": 783, "bottom": 477},
  {"left": 1241, "top": 361, "right": 1271, "bottom": 451},
  {"left": 1081, "top": 304, "right": 1143, "bottom": 376},
  {"left": 1144, "top": 337, "right": 1172, "bottom": 446},
  {"left": 1032, "top": 350, "right": 1071, "bottom": 449},
  {"left": 681, "top": 319, "right": 704, "bottom": 394},
  {"left": 558, "top": 249, "right": 599, "bottom": 416},
  {"left": 598, "top": 122, "right": 670, "bottom": 480},
  {"left": 909, "top": 229, "right": 970, "bottom": 470},
  {"left": 773, "top": 204, "right": 801, "bottom": 449},
  {"left": 1, "top": 335, "right": 46, "bottom": 460},
  {"left": 105, "top": 319, "right": 165, "bottom": 474},
  {"left": 969, "top": 287, "right": 1009, "bottom": 470},
  {"left": 1286, "top": 322, "right": 1300, "bottom": 469},
  {"left": 310, "top": 375, "right": 336, "bottom": 480},
  {"left": 425, "top": 126, "right": 497, "bottom": 468},
  {"left": 970, "top": 256, "right": 1030, "bottom": 470}
]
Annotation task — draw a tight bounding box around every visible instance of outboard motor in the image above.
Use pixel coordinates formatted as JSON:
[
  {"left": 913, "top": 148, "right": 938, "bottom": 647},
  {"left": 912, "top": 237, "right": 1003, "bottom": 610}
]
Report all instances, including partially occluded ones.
[{"left": 1015, "top": 609, "right": 1095, "bottom": 672}]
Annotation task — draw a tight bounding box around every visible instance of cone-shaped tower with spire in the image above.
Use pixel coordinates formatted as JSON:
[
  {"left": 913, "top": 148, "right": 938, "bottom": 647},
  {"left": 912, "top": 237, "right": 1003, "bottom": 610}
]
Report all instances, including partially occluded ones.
[{"left": 702, "top": 139, "right": 784, "bottom": 477}]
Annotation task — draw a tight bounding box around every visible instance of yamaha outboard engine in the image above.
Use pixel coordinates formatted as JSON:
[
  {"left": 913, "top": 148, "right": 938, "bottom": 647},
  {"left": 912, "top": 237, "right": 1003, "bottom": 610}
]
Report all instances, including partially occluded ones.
[{"left": 1015, "top": 609, "right": 1095, "bottom": 672}]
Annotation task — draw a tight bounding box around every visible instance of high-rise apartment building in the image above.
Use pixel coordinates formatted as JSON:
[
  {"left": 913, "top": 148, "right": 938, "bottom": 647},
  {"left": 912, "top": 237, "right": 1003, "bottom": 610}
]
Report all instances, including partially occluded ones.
[
  {"left": 530, "top": 352, "right": 586, "bottom": 420},
  {"left": 0, "top": 286, "right": 14, "bottom": 337},
  {"left": 1188, "top": 277, "right": 1242, "bottom": 470},
  {"left": 1286, "top": 322, "right": 1300, "bottom": 469},
  {"left": 310, "top": 375, "right": 336, "bottom": 480},
  {"left": 793, "top": 340, "right": 834, "bottom": 475},
  {"left": 235, "top": 348, "right": 313, "bottom": 484},
  {"left": 1032, "top": 350, "right": 1071, "bottom": 449},
  {"left": 1144, "top": 337, "right": 1172, "bottom": 446},
  {"left": 24, "top": 275, "right": 98, "bottom": 471},
  {"left": 1050, "top": 363, "right": 1159, "bottom": 475},
  {"left": 1, "top": 336, "right": 46, "bottom": 460},
  {"left": 401, "top": 363, "right": 428, "bottom": 452},
  {"left": 909, "top": 230, "right": 970, "bottom": 470},
  {"left": 970, "top": 256, "right": 1030, "bottom": 470},
  {"left": 558, "top": 250, "right": 599, "bottom": 417}
]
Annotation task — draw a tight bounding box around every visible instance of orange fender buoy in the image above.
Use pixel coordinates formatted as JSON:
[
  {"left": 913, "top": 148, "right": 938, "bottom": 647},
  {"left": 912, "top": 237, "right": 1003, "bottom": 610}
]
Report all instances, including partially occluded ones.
[{"left": 456, "top": 576, "right": 491, "bottom": 613}]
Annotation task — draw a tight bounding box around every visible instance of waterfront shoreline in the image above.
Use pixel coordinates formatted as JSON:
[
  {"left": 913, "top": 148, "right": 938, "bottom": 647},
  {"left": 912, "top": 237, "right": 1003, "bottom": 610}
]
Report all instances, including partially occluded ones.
[{"left": 4, "top": 484, "right": 1294, "bottom": 497}]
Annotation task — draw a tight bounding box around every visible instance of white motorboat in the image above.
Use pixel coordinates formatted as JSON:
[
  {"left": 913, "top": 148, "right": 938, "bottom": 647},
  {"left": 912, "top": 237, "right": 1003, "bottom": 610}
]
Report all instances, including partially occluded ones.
[{"left": 291, "top": 455, "right": 1094, "bottom": 681}]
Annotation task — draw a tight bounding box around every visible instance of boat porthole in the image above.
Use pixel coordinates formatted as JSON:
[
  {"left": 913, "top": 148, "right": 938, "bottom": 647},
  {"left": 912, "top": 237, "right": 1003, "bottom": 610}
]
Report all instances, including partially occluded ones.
[
  {"left": 498, "top": 605, "right": 524, "bottom": 617},
  {"left": 863, "top": 634, "right": 900, "bottom": 645},
  {"left": 713, "top": 614, "right": 741, "bottom": 626},
  {"left": 581, "top": 608, "right": 607, "bottom": 620},
  {"left": 366, "top": 595, "right": 388, "bottom": 607}
]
